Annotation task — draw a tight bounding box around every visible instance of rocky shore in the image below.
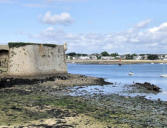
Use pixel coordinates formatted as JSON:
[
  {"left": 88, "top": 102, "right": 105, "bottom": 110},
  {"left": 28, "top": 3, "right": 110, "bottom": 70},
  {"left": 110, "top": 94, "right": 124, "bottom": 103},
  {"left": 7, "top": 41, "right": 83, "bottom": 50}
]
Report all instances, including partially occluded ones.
[
  {"left": 0, "top": 73, "right": 111, "bottom": 88},
  {"left": 0, "top": 74, "right": 167, "bottom": 128},
  {"left": 131, "top": 82, "right": 161, "bottom": 92}
]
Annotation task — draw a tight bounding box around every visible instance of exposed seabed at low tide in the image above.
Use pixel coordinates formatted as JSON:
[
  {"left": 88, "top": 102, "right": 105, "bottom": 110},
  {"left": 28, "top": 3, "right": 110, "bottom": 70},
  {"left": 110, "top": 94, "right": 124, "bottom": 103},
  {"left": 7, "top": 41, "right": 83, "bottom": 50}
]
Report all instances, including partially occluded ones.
[
  {"left": 66, "top": 81, "right": 166, "bottom": 101},
  {"left": 0, "top": 63, "right": 167, "bottom": 127}
]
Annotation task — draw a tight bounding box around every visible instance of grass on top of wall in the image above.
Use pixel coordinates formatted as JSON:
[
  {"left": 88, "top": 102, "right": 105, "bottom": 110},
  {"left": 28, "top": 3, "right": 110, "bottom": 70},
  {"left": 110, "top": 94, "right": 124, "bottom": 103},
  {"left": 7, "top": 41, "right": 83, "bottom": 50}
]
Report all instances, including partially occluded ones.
[{"left": 8, "top": 42, "right": 58, "bottom": 48}]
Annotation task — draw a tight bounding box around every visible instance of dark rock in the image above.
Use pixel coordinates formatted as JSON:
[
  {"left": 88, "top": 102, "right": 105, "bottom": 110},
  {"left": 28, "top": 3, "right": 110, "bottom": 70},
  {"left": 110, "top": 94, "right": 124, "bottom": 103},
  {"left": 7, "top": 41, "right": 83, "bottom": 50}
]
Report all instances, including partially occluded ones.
[
  {"left": 27, "top": 124, "right": 74, "bottom": 128},
  {"left": 132, "top": 82, "right": 161, "bottom": 92},
  {"left": 0, "top": 74, "right": 69, "bottom": 88},
  {"left": 94, "top": 78, "right": 112, "bottom": 85},
  {"left": 46, "top": 109, "right": 76, "bottom": 118}
]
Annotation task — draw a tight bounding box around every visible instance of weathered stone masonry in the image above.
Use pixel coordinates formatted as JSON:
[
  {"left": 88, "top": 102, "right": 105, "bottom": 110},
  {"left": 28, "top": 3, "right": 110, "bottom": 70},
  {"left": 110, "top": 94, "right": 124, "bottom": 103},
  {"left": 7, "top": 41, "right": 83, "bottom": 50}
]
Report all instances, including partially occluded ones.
[
  {"left": 6, "top": 43, "right": 67, "bottom": 76},
  {"left": 0, "top": 45, "right": 9, "bottom": 68}
]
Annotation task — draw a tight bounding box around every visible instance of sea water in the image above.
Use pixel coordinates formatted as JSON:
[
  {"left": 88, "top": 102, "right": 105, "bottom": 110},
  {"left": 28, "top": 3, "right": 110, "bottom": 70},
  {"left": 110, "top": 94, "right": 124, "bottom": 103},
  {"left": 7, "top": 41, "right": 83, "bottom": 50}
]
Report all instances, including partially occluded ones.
[{"left": 68, "top": 63, "right": 167, "bottom": 101}]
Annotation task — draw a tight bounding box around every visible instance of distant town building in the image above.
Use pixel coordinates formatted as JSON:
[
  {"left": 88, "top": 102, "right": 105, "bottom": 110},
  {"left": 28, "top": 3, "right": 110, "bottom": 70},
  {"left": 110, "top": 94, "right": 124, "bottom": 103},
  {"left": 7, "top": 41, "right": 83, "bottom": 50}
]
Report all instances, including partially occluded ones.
[
  {"left": 79, "top": 56, "right": 90, "bottom": 60},
  {"left": 72, "top": 56, "right": 77, "bottom": 60},
  {"left": 89, "top": 55, "right": 97, "bottom": 60},
  {"left": 133, "top": 55, "right": 142, "bottom": 60},
  {"left": 66, "top": 55, "right": 71, "bottom": 60},
  {"left": 164, "top": 55, "right": 167, "bottom": 60},
  {"left": 143, "top": 55, "right": 148, "bottom": 60},
  {"left": 115, "top": 56, "right": 121, "bottom": 59},
  {"left": 66, "top": 53, "right": 167, "bottom": 61},
  {"left": 158, "top": 54, "right": 165, "bottom": 60},
  {"left": 163, "top": 57, "right": 167, "bottom": 60},
  {"left": 120, "top": 55, "right": 126, "bottom": 60},
  {"left": 101, "top": 56, "right": 115, "bottom": 60}
]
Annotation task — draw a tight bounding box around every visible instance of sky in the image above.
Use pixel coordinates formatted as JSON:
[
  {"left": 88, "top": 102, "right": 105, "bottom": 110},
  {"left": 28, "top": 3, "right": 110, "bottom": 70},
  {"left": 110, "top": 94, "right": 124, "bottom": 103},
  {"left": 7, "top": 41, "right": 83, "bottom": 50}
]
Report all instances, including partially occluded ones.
[{"left": 0, "top": 0, "right": 167, "bottom": 54}]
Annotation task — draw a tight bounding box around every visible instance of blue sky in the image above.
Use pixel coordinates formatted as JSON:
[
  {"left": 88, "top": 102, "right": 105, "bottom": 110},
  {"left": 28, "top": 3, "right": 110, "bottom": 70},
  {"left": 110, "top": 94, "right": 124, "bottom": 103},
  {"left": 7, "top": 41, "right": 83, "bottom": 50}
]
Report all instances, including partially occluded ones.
[{"left": 0, "top": 0, "right": 167, "bottom": 54}]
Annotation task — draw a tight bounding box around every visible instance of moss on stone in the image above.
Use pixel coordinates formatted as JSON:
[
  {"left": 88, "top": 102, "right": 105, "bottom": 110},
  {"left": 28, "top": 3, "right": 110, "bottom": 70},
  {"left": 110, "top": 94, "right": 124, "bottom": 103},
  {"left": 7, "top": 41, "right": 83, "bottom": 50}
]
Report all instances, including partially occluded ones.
[
  {"left": 43, "top": 44, "right": 57, "bottom": 48},
  {"left": 8, "top": 42, "right": 57, "bottom": 48}
]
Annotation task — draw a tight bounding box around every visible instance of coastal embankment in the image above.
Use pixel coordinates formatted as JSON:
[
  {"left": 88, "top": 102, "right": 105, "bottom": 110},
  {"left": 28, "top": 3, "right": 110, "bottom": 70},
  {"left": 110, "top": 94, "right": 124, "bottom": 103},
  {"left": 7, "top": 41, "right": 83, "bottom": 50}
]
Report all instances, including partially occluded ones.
[{"left": 67, "top": 59, "right": 167, "bottom": 64}]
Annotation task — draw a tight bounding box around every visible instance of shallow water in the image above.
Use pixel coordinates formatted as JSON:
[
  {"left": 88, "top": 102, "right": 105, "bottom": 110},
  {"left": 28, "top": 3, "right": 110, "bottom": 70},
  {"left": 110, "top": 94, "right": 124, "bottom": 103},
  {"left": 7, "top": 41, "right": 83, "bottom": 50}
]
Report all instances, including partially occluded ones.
[{"left": 68, "top": 63, "right": 167, "bottom": 101}]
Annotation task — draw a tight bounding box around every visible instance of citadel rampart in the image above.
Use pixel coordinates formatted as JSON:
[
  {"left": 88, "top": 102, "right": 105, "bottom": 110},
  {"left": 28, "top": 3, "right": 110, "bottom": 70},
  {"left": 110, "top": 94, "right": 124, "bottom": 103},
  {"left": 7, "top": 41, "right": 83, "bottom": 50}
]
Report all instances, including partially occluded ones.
[
  {"left": 0, "top": 45, "right": 9, "bottom": 73},
  {"left": 0, "top": 43, "right": 109, "bottom": 89},
  {"left": 6, "top": 43, "right": 67, "bottom": 76}
]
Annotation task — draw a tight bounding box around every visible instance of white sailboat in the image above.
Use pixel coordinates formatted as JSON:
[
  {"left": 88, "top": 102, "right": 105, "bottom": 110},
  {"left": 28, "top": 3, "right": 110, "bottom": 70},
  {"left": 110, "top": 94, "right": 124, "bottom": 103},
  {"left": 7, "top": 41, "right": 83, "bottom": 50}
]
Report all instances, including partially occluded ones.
[
  {"left": 160, "top": 74, "right": 167, "bottom": 78},
  {"left": 128, "top": 72, "right": 134, "bottom": 76},
  {"left": 160, "top": 63, "right": 167, "bottom": 78}
]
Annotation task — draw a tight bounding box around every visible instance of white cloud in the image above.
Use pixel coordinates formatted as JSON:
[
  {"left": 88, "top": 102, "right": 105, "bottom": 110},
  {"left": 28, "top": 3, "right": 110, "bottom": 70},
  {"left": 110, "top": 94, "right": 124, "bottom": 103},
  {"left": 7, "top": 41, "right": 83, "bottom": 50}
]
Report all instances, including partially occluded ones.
[
  {"left": 27, "top": 20, "right": 167, "bottom": 54},
  {"left": 40, "top": 11, "right": 73, "bottom": 25},
  {"left": 149, "top": 22, "right": 167, "bottom": 33},
  {"left": 135, "top": 19, "right": 151, "bottom": 28},
  {"left": 128, "top": 19, "right": 151, "bottom": 33}
]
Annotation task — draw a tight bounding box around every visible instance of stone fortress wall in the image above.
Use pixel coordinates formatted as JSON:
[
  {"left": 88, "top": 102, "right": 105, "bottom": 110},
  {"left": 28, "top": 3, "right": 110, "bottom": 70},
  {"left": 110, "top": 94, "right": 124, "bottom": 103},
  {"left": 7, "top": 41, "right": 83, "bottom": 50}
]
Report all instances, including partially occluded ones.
[
  {"left": 7, "top": 43, "right": 67, "bottom": 76},
  {"left": 0, "top": 45, "right": 9, "bottom": 70}
]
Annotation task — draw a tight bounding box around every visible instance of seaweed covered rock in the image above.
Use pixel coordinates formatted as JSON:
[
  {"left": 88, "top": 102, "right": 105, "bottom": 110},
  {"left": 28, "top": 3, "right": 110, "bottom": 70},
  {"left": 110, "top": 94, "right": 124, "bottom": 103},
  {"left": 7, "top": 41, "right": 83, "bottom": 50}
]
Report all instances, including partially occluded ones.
[
  {"left": 0, "top": 74, "right": 69, "bottom": 88},
  {"left": 132, "top": 82, "right": 161, "bottom": 92},
  {"left": 0, "top": 73, "right": 111, "bottom": 88}
]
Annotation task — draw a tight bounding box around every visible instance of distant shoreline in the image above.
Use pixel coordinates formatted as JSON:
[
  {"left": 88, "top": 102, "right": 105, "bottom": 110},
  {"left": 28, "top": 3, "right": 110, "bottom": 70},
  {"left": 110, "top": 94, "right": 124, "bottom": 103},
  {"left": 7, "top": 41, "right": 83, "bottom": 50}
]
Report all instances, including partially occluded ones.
[{"left": 67, "top": 59, "right": 167, "bottom": 64}]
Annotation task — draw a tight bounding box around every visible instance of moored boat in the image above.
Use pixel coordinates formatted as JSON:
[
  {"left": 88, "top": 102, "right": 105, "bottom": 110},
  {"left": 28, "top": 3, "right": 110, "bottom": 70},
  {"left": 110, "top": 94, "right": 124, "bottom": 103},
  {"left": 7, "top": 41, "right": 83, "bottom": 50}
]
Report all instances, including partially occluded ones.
[
  {"left": 128, "top": 72, "right": 134, "bottom": 76},
  {"left": 160, "top": 74, "right": 167, "bottom": 78}
]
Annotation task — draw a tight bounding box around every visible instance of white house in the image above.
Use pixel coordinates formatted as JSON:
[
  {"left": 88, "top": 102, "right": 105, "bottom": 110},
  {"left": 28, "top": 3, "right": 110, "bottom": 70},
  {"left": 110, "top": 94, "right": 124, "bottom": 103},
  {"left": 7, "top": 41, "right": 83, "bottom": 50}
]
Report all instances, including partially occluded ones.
[
  {"left": 163, "top": 57, "right": 167, "bottom": 60},
  {"left": 158, "top": 54, "right": 164, "bottom": 60},
  {"left": 101, "top": 56, "right": 115, "bottom": 60},
  {"left": 79, "top": 56, "right": 90, "bottom": 60},
  {"left": 119, "top": 55, "right": 126, "bottom": 60},
  {"left": 133, "top": 55, "right": 142, "bottom": 60},
  {"left": 89, "top": 55, "right": 97, "bottom": 60},
  {"left": 143, "top": 55, "right": 148, "bottom": 60}
]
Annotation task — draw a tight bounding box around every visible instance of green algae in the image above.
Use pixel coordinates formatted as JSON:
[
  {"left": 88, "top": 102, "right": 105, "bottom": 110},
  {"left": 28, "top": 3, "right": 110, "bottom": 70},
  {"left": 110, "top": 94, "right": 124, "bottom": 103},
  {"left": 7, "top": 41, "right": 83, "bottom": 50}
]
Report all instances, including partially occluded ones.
[
  {"left": 8, "top": 42, "right": 57, "bottom": 48},
  {"left": 0, "top": 84, "right": 167, "bottom": 127}
]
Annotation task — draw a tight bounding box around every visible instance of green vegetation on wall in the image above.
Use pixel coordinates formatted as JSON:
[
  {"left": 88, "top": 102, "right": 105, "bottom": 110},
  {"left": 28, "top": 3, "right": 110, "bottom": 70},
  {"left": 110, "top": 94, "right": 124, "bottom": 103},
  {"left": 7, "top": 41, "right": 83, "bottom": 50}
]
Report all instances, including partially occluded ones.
[{"left": 8, "top": 42, "right": 57, "bottom": 48}]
